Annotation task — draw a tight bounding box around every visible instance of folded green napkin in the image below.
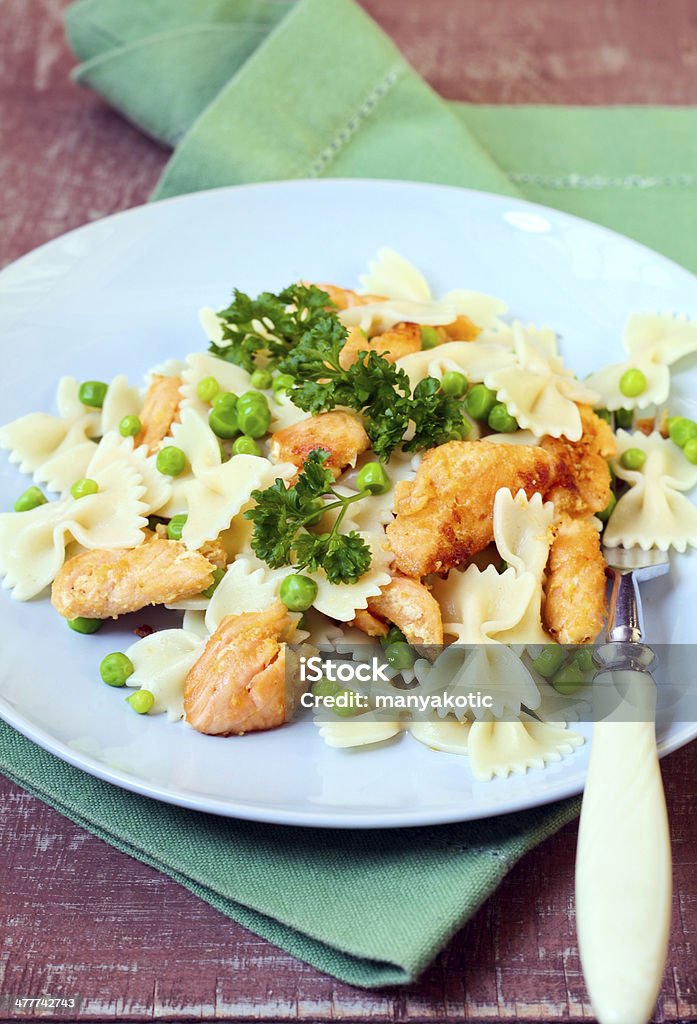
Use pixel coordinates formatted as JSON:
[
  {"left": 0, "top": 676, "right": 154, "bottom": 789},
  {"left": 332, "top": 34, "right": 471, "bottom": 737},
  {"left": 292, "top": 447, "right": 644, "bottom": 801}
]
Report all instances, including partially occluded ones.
[{"left": 2, "top": 0, "right": 695, "bottom": 990}]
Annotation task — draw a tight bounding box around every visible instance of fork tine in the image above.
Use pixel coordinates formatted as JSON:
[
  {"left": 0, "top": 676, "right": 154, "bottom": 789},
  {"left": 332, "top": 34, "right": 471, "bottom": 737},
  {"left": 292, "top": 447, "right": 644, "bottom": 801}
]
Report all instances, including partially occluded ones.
[{"left": 603, "top": 545, "right": 670, "bottom": 573}]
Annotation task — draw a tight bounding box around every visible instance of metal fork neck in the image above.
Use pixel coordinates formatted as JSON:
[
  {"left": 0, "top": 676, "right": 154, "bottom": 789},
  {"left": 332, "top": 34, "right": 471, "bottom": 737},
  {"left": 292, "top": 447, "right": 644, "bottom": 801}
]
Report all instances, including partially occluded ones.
[{"left": 606, "top": 569, "right": 644, "bottom": 644}]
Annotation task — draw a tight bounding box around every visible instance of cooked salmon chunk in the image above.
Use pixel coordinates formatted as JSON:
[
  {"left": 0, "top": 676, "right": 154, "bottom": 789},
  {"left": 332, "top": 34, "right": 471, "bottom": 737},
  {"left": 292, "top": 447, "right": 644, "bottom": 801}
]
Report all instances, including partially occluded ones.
[
  {"left": 184, "top": 602, "right": 299, "bottom": 735},
  {"left": 442, "top": 315, "right": 480, "bottom": 341},
  {"left": 350, "top": 608, "right": 390, "bottom": 638},
  {"left": 339, "top": 322, "right": 422, "bottom": 369},
  {"left": 542, "top": 405, "right": 616, "bottom": 519},
  {"left": 269, "top": 410, "right": 370, "bottom": 480},
  {"left": 135, "top": 374, "right": 182, "bottom": 453},
  {"left": 366, "top": 575, "right": 443, "bottom": 646},
  {"left": 386, "top": 440, "right": 555, "bottom": 577},
  {"left": 315, "top": 284, "right": 385, "bottom": 311},
  {"left": 51, "top": 533, "right": 215, "bottom": 620},
  {"left": 544, "top": 518, "right": 607, "bottom": 644}
]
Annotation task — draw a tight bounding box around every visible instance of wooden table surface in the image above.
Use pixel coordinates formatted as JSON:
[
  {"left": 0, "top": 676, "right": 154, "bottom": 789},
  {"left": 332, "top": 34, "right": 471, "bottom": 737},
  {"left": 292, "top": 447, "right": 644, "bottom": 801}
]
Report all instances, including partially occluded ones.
[{"left": 1, "top": 1, "right": 696, "bottom": 1021}]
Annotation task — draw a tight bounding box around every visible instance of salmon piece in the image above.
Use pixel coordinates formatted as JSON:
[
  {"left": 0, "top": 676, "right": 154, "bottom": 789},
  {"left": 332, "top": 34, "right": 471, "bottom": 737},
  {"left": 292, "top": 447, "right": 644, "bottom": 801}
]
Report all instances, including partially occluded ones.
[
  {"left": 442, "top": 315, "right": 480, "bottom": 341},
  {"left": 199, "top": 536, "right": 228, "bottom": 570},
  {"left": 51, "top": 532, "right": 214, "bottom": 620},
  {"left": 367, "top": 575, "right": 443, "bottom": 646},
  {"left": 386, "top": 440, "right": 555, "bottom": 577},
  {"left": 339, "top": 322, "right": 422, "bottom": 370},
  {"left": 315, "top": 284, "right": 385, "bottom": 311},
  {"left": 269, "top": 410, "right": 370, "bottom": 480},
  {"left": 349, "top": 608, "right": 389, "bottom": 638},
  {"left": 135, "top": 374, "right": 182, "bottom": 453},
  {"left": 184, "top": 602, "right": 300, "bottom": 735},
  {"left": 544, "top": 518, "right": 607, "bottom": 644},
  {"left": 541, "top": 405, "right": 616, "bottom": 519}
]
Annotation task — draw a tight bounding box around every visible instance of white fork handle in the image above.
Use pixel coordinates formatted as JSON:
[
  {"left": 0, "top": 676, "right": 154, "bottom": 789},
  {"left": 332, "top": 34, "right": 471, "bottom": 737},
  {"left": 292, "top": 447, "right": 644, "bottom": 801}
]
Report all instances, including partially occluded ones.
[{"left": 576, "top": 670, "right": 672, "bottom": 1024}]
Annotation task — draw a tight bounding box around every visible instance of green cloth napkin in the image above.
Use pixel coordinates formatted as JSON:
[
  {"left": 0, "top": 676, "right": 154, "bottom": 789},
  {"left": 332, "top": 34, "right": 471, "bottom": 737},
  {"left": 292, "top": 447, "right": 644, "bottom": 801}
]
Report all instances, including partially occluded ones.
[
  {"left": 3, "top": 0, "right": 695, "bottom": 990},
  {"left": 65, "top": 0, "right": 697, "bottom": 271}
]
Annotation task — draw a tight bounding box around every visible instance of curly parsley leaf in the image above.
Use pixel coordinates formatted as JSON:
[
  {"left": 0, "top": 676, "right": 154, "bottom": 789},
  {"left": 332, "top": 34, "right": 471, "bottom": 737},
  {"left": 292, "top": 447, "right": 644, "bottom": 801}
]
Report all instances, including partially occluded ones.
[
  {"left": 209, "top": 284, "right": 334, "bottom": 373},
  {"left": 244, "top": 450, "right": 373, "bottom": 584}
]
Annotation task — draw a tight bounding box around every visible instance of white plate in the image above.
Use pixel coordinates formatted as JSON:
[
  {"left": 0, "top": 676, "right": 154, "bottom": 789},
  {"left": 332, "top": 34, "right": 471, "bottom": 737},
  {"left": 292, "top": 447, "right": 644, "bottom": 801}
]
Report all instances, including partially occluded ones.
[{"left": 1, "top": 179, "right": 696, "bottom": 828}]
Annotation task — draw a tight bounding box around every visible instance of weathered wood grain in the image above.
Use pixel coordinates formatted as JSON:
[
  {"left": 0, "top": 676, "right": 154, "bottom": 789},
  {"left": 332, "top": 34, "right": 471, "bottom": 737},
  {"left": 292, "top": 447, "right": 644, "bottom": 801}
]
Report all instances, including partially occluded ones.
[{"left": 1, "top": 0, "right": 697, "bottom": 1020}]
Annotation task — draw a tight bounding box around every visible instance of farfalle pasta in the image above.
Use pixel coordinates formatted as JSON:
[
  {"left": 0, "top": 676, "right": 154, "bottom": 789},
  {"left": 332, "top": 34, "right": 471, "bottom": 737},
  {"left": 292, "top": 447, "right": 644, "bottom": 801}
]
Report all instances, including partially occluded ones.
[{"left": 2, "top": 248, "right": 695, "bottom": 784}]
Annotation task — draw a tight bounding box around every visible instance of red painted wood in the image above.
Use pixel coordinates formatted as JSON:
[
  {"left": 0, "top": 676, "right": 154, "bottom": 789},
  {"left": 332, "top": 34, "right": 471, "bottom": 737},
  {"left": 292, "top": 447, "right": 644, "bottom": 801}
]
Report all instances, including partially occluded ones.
[{"left": 1, "top": 0, "right": 696, "bottom": 1019}]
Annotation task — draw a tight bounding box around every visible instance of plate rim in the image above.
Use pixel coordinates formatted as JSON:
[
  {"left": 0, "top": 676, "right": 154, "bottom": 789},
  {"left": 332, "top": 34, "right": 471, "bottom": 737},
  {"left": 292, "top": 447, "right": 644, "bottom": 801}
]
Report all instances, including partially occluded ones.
[{"left": 2, "top": 176, "right": 696, "bottom": 829}]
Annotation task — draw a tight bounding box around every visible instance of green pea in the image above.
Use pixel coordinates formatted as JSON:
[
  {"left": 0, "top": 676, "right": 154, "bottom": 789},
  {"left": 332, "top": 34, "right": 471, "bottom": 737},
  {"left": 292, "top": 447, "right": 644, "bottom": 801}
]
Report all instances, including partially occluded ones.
[
  {"left": 552, "top": 663, "right": 585, "bottom": 695},
  {"left": 333, "top": 688, "right": 364, "bottom": 717},
  {"left": 250, "top": 368, "right": 273, "bottom": 390},
  {"left": 448, "top": 421, "right": 472, "bottom": 441},
  {"left": 78, "top": 381, "right": 108, "bottom": 408},
  {"left": 614, "top": 408, "right": 634, "bottom": 429},
  {"left": 595, "top": 408, "right": 612, "bottom": 424},
  {"left": 13, "top": 486, "right": 47, "bottom": 512},
  {"left": 209, "top": 406, "right": 239, "bottom": 439},
  {"left": 619, "top": 367, "right": 647, "bottom": 398},
  {"left": 487, "top": 402, "right": 518, "bottom": 433},
  {"left": 237, "top": 404, "right": 271, "bottom": 439},
  {"left": 531, "top": 645, "right": 567, "bottom": 679},
  {"left": 465, "top": 384, "right": 498, "bottom": 421},
  {"left": 70, "top": 477, "right": 99, "bottom": 499},
  {"left": 212, "top": 391, "right": 238, "bottom": 411},
  {"left": 202, "top": 567, "right": 225, "bottom": 599},
  {"left": 232, "top": 436, "right": 262, "bottom": 457},
  {"left": 596, "top": 491, "right": 617, "bottom": 524},
  {"left": 311, "top": 677, "right": 341, "bottom": 699},
  {"left": 100, "top": 652, "right": 135, "bottom": 688},
  {"left": 125, "top": 689, "right": 155, "bottom": 714},
  {"left": 356, "top": 461, "right": 391, "bottom": 495},
  {"left": 384, "top": 641, "right": 415, "bottom": 671},
  {"left": 280, "top": 574, "right": 318, "bottom": 612},
  {"left": 167, "top": 513, "right": 188, "bottom": 541},
  {"left": 196, "top": 376, "right": 219, "bottom": 403},
  {"left": 684, "top": 438, "right": 697, "bottom": 465},
  {"left": 272, "top": 373, "right": 295, "bottom": 400},
  {"left": 156, "top": 446, "right": 187, "bottom": 477},
  {"left": 237, "top": 389, "right": 269, "bottom": 410},
  {"left": 380, "top": 626, "right": 407, "bottom": 648},
  {"left": 620, "top": 448, "right": 646, "bottom": 471},
  {"left": 420, "top": 326, "right": 440, "bottom": 350},
  {"left": 303, "top": 498, "right": 325, "bottom": 527},
  {"left": 67, "top": 616, "right": 102, "bottom": 634},
  {"left": 668, "top": 416, "right": 697, "bottom": 449},
  {"left": 572, "top": 647, "right": 596, "bottom": 674},
  {"left": 440, "top": 371, "right": 469, "bottom": 398},
  {"left": 119, "top": 414, "right": 141, "bottom": 438}
]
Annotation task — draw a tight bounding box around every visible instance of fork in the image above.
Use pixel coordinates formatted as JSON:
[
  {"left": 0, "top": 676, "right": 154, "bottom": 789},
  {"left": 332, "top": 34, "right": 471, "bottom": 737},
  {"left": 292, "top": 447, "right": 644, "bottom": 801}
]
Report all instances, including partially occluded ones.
[{"left": 575, "top": 546, "right": 672, "bottom": 1024}]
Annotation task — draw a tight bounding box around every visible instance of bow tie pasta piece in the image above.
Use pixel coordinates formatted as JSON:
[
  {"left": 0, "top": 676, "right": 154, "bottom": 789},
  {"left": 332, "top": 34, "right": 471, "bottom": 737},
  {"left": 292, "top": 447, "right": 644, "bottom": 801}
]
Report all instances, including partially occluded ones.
[
  {"left": 99, "top": 374, "right": 143, "bottom": 434},
  {"left": 433, "top": 563, "right": 542, "bottom": 644},
  {"left": 198, "top": 307, "right": 226, "bottom": 345},
  {"left": 87, "top": 433, "right": 171, "bottom": 515},
  {"left": 0, "top": 377, "right": 99, "bottom": 491},
  {"left": 0, "top": 461, "right": 147, "bottom": 600},
  {"left": 414, "top": 643, "right": 541, "bottom": 720},
  {"left": 0, "top": 375, "right": 143, "bottom": 494},
  {"left": 205, "top": 556, "right": 287, "bottom": 632},
  {"left": 395, "top": 340, "right": 516, "bottom": 392},
  {"left": 308, "top": 530, "right": 393, "bottom": 622},
  {"left": 125, "top": 629, "right": 205, "bottom": 721},
  {"left": 269, "top": 392, "right": 312, "bottom": 432},
  {"left": 359, "top": 247, "right": 433, "bottom": 303},
  {"left": 585, "top": 312, "right": 697, "bottom": 411},
  {"left": 317, "top": 714, "right": 405, "bottom": 749},
  {"left": 180, "top": 352, "right": 253, "bottom": 422},
  {"left": 484, "top": 324, "right": 599, "bottom": 441},
  {"left": 605, "top": 430, "right": 697, "bottom": 552},
  {"left": 482, "top": 321, "right": 559, "bottom": 359},
  {"left": 357, "top": 249, "right": 507, "bottom": 335},
  {"left": 163, "top": 409, "right": 295, "bottom": 549},
  {"left": 466, "top": 718, "right": 584, "bottom": 781},
  {"left": 493, "top": 488, "right": 555, "bottom": 579}
]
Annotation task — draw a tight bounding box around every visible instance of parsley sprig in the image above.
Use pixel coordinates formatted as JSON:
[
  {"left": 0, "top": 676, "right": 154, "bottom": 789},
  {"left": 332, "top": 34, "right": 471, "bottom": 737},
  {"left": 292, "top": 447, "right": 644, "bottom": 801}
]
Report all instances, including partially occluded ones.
[
  {"left": 244, "top": 451, "right": 372, "bottom": 585},
  {"left": 279, "top": 317, "right": 469, "bottom": 458},
  {"left": 209, "top": 284, "right": 333, "bottom": 373}
]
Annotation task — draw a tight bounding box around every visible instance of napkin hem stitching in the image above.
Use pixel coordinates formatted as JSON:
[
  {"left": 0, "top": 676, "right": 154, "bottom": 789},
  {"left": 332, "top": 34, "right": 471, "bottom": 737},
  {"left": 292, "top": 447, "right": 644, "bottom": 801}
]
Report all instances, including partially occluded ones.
[
  {"left": 509, "top": 171, "right": 697, "bottom": 190},
  {"left": 307, "top": 63, "right": 404, "bottom": 178}
]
